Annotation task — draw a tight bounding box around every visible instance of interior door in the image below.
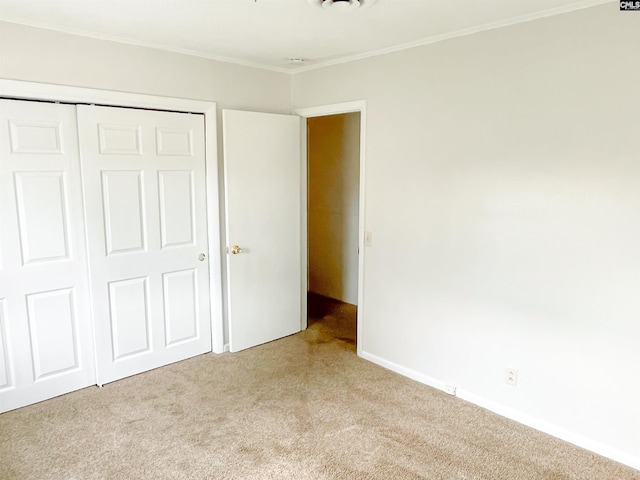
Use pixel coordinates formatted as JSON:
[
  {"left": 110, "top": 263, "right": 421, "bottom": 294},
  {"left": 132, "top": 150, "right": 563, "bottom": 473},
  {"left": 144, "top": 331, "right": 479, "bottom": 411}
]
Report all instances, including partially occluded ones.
[
  {"left": 77, "top": 105, "right": 211, "bottom": 385},
  {"left": 223, "top": 110, "right": 301, "bottom": 352},
  {"left": 0, "top": 99, "right": 95, "bottom": 412}
]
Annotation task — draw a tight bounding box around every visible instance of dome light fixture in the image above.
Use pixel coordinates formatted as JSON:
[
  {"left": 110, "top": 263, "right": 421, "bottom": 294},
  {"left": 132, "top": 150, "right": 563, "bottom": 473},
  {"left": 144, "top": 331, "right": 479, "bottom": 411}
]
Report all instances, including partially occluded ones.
[{"left": 307, "top": 0, "right": 376, "bottom": 10}]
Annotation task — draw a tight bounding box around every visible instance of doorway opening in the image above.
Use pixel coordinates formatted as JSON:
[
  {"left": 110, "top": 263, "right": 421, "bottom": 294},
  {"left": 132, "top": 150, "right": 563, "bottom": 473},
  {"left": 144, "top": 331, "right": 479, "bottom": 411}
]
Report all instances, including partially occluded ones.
[{"left": 305, "top": 112, "right": 361, "bottom": 350}]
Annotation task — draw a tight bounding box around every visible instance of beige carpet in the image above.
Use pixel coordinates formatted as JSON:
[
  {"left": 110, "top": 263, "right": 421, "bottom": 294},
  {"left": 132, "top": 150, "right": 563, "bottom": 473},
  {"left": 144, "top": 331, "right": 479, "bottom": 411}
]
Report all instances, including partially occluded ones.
[{"left": 1, "top": 296, "right": 638, "bottom": 480}]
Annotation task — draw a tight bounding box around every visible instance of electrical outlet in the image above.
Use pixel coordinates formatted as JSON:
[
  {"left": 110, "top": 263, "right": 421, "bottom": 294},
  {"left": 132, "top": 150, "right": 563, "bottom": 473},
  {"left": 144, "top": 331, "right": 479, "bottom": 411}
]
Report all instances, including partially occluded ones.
[
  {"left": 505, "top": 368, "right": 518, "bottom": 387},
  {"left": 364, "top": 231, "right": 372, "bottom": 247},
  {"left": 444, "top": 385, "right": 457, "bottom": 396}
]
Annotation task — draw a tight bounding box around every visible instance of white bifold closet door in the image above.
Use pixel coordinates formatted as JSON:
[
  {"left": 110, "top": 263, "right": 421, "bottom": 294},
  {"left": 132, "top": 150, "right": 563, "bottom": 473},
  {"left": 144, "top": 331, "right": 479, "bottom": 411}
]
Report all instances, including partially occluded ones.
[
  {"left": 77, "top": 105, "right": 211, "bottom": 385},
  {"left": 0, "top": 100, "right": 96, "bottom": 412}
]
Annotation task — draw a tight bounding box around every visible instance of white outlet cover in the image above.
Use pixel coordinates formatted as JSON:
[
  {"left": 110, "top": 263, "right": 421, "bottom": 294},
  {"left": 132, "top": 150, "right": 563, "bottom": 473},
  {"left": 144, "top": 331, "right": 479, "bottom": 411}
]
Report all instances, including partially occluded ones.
[
  {"left": 505, "top": 368, "right": 518, "bottom": 386},
  {"left": 444, "top": 385, "right": 457, "bottom": 396}
]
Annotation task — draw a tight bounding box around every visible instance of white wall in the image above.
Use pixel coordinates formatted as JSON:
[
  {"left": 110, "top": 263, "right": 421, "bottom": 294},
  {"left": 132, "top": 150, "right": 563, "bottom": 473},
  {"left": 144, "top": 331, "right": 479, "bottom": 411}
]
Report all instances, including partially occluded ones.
[
  {"left": 293, "top": 4, "right": 640, "bottom": 469},
  {"left": 308, "top": 113, "right": 360, "bottom": 305},
  {"left": 0, "top": 22, "right": 291, "bottom": 113}
]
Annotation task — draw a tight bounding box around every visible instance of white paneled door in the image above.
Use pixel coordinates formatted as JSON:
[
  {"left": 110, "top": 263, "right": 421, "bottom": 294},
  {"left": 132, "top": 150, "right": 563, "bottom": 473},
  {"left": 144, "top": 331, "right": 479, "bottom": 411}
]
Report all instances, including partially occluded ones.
[
  {"left": 223, "top": 110, "right": 301, "bottom": 352},
  {"left": 77, "top": 105, "right": 211, "bottom": 385},
  {"left": 0, "top": 100, "right": 96, "bottom": 412}
]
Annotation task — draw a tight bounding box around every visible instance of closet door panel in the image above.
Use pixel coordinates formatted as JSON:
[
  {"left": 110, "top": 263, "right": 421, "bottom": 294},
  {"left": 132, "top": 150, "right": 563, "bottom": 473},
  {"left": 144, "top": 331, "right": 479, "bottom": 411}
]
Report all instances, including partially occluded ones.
[
  {"left": 101, "top": 170, "right": 146, "bottom": 254},
  {"left": 0, "top": 99, "right": 95, "bottom": 413},
  {"left": 26, "top": 288, "right": 79, "bottom": 379},
  {"left": 14, "top": 171, "right": 71, "bottom": 264},
  {"left": 78, "top": 105, "right": 211, "bottom": 385}
]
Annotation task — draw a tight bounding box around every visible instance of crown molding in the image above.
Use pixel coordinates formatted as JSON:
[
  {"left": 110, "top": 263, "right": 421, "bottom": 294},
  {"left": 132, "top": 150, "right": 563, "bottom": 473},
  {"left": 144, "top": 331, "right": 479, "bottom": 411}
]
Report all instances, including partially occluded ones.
[
  {"left": 1, "top": 0, "right": 613, "bottom": 76},
  {"left": 0, "top": 17, "right": 292, "bottom": 74},
  {"left": 289, "top": 0, "right": 614, "bottom": 74}
]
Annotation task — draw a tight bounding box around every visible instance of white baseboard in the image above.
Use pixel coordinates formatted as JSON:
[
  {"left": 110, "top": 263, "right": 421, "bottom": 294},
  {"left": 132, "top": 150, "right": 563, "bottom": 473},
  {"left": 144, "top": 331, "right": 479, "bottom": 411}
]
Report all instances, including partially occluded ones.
[
  {"left": 359, "top": 350, "right": 640, "bottom": 472},
  {"left": 360, "top": 350, "right": 449, "bottom": 392}
]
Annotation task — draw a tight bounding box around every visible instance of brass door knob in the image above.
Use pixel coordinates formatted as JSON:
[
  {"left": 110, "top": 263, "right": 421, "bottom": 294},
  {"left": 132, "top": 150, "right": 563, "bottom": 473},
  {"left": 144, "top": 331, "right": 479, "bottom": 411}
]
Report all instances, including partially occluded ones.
[{"left": 230, "top": 245, "right": 242, "bottom": 255}]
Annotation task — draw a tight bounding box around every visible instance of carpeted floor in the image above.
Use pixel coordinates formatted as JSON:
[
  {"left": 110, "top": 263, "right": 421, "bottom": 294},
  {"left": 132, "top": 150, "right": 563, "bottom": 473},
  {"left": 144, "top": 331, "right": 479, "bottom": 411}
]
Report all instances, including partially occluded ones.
[{"left": 1, "top": 295, "right": 638, "bottom": 479}]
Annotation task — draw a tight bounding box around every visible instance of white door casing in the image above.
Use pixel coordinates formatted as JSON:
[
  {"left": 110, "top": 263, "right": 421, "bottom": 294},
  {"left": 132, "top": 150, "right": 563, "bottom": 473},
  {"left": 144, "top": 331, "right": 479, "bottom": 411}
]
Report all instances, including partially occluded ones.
[
  {"left": 77, "top": 105, "right": 211, "bottom": 385},
  {"left": 295, "top": 101, "right": 367, "bottom": 357},
  {"left": 223, "top": 110, "right": 302, "bottom": 352},
  {"left": 0, "top": 99, "right": 96, "bottom": 412}
]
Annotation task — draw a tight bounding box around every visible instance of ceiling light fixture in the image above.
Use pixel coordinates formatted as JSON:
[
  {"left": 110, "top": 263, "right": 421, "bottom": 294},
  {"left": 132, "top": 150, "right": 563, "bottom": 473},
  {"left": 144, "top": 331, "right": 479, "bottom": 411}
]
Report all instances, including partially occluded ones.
[{"left": 307, "top": 0, "right": 376, "bottom": 10}]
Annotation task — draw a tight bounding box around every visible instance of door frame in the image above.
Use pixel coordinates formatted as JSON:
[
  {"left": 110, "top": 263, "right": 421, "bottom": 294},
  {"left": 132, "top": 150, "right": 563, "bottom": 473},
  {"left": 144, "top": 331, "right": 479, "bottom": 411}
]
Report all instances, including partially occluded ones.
[
  {"left": 294, "top": 100, "right": 366, "bottom": 357},
  {"left": 0, "top": 79, "right": 225, "bottom": 354}
]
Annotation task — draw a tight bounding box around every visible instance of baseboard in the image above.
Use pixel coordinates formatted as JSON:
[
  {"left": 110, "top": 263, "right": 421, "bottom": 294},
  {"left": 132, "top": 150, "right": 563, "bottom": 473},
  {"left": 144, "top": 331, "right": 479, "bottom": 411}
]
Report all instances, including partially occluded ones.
[
  {"left": 456, "top": 389, "right": 640, "bottom": 471},
  {"left": 359, "top": 350, "right": 640, "bottom": 472},
  {"left": 360, "top": 350, "right": 448, "bottom": 392},
  {"left": 223, "top": 343, "right": 230, "bottom": 353}
]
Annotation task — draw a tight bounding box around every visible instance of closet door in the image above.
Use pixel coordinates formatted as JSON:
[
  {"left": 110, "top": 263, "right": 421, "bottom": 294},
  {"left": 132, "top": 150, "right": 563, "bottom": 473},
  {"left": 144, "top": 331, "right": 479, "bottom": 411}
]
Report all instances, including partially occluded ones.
[
  {"left": 77, "top": 105, "right": 211, "bottom": 385},
  {"left": 0, "top": 100, "right": 95, "bottom": 413}
]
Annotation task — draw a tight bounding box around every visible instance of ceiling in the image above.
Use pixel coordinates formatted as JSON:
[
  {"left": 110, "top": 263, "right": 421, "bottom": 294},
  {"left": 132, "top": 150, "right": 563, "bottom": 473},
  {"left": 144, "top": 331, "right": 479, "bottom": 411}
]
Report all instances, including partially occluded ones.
[{"left": 0, "top": 0, "right": 610, "bottom": 73}]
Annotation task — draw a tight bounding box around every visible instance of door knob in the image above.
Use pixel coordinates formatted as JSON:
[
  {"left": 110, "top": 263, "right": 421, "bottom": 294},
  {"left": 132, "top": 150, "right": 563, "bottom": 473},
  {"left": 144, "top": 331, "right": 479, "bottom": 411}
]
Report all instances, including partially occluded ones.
[
  {"left": 230, "top": 245, "right": 242, "bottom": 255},
  {"left": 199, "top": 253, "right": 206, "bottom": 261}
]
